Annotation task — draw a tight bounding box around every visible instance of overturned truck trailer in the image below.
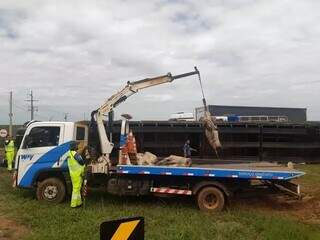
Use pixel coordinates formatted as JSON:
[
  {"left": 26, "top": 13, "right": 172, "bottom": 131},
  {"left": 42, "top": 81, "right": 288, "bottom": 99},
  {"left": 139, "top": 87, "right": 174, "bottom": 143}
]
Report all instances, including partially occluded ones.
[{"left": 88, "top": 120, "right": 320, "bottom": 164}]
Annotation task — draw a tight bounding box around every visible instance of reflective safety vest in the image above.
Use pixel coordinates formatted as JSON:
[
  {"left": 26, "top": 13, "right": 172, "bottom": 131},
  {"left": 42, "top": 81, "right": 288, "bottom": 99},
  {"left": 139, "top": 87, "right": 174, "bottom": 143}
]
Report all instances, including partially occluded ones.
[
  {"left": 5, "top": 140, "right": 14, "bottom": 153},
  {"left": 67, "top": 150, "right": 84, "bottom": 177}
]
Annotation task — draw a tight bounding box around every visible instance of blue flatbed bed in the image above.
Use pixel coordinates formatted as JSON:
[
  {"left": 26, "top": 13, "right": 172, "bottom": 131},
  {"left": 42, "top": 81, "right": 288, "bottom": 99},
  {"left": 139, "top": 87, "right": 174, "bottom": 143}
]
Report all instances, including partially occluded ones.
[{"left": 117, "top": 162, "right": 305, "bottom": 181}]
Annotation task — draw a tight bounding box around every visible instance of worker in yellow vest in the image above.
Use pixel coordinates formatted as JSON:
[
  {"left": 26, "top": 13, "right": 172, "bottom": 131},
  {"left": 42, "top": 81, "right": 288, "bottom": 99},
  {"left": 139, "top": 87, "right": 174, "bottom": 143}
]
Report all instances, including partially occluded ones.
[
  {"left": 67, "top": 141, "right": 85, "bottom": 208},
  {"left": 4, "top": 136, "right": 15, "bottom": 171}
]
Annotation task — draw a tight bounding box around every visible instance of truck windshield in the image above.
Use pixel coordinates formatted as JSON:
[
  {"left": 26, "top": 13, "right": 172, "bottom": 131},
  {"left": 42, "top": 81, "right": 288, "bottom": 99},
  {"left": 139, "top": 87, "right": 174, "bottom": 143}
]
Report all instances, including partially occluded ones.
[{"left": 23, "top": 126, "right": 60, "bottom": 148}]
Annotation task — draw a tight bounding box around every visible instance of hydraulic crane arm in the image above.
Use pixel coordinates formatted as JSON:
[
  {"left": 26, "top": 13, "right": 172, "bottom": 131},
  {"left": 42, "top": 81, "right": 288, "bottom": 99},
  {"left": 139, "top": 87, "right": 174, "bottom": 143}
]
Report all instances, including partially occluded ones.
[
  {"left": 97, "top": 69, "right": 199, "bottom": 114},
  {"left": 91, "top": 67, "right": 200, "bottom": 160}
]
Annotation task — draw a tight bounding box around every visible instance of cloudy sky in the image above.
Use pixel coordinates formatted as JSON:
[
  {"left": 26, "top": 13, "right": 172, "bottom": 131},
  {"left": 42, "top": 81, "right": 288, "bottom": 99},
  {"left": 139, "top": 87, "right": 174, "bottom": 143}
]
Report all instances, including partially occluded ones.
[{"left": 0, "top": 0, "right": 319, "bottom": 124}]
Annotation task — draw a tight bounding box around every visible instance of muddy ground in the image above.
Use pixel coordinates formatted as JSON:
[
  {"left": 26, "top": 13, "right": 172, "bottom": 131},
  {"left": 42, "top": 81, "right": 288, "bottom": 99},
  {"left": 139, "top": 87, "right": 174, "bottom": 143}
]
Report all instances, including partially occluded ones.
[{"left": 0, "top": 217, "right": 29, "bottom": 240}]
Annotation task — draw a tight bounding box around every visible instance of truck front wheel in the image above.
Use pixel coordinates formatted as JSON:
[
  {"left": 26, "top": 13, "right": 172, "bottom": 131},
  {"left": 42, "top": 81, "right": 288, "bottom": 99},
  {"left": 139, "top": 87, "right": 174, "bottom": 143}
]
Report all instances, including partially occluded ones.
[
  {"left": 197, "top": 186, "right": 225, "bottom": 212},
  {"left": 36, "top": 178, "right": 66, "bottom": 204}
]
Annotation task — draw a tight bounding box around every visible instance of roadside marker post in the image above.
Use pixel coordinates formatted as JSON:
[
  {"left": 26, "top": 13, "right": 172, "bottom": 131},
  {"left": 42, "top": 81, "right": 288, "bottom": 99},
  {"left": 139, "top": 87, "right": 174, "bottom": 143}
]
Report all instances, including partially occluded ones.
[{"left": 100, "top": 217, "right": 144, "bottom": 240}]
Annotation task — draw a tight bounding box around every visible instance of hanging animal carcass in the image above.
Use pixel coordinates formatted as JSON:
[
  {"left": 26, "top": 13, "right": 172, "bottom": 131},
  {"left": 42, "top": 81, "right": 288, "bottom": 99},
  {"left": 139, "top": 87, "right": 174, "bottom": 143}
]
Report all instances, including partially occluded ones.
[{"left": 202, "top": 111, "right": 222, "bottom": 155}]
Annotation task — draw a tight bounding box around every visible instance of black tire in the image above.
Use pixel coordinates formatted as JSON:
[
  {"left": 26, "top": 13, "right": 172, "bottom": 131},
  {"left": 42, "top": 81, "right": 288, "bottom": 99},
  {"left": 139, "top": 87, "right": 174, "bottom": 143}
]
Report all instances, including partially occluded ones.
[
  {"left": 197, "top": 186, "right": 225, "bottom": 212},
  {"left": 36, "top": 177, "right": 66, "bottom": 204}
]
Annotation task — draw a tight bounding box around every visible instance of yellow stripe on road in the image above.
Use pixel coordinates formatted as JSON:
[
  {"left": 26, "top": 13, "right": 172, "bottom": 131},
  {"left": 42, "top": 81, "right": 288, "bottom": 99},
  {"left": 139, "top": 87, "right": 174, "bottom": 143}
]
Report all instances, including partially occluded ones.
[{"left": 111, "top": 220, "right": 140, "bottom": 240}]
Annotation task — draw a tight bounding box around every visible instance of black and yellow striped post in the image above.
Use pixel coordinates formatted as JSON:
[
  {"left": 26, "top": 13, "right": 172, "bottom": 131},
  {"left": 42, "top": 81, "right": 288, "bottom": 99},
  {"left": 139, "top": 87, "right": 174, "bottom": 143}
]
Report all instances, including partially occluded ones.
[{"left": 100, "top": 217, "right": 144, "bottom": 240}]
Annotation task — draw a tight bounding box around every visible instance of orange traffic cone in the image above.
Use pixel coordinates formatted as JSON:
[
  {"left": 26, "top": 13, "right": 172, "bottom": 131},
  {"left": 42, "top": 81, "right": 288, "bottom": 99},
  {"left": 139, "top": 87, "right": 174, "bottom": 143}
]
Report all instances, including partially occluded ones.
[
  {"left": 119, "top": 145, "right": 131, "bottom": 165},
  {"left": 127, "top": 131, "right": 138, "bottom": 165},
  {"left": 127, "top": 131, "right": 134, "bottom": 153},
  {"left": 132, "top": 135, "right": 137, "bottom": 154}
]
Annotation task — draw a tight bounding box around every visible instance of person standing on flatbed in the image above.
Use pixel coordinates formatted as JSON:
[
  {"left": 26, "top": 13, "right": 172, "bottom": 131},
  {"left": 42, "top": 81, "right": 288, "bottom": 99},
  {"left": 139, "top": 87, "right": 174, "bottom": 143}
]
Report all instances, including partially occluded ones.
[
  {"left": 183, "top": 140, "right": 197, "bottom": 158},
  {"left": 67, "top": 141, "right": 85, "bottom": 208}
]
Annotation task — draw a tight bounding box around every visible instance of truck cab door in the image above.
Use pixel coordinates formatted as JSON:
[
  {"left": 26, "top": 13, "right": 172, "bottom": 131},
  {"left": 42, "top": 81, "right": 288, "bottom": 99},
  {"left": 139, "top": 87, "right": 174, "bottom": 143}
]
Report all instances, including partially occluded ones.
[{"left": 15, "top": 123, "right": 67, "bottom": 188}]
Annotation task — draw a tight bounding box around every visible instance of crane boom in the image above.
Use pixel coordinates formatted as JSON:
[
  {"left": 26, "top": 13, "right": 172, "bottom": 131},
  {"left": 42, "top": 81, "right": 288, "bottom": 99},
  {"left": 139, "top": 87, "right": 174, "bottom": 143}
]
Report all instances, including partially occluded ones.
[{"left": 91, "top": 67, "right": 200, "bottom": 164}]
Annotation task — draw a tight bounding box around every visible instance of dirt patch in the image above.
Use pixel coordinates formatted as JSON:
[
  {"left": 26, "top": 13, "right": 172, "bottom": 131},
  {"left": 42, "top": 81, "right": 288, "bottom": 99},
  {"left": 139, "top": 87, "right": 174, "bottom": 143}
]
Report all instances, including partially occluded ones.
[
  {"left": 0, "top": 217, "right": 29, "bottom": 240},
  {"left": 288, "top": 197, "right": 320, "bottom": 224},
  {"left": 232, "top": 193, "right": 320, "bottom": 224}
]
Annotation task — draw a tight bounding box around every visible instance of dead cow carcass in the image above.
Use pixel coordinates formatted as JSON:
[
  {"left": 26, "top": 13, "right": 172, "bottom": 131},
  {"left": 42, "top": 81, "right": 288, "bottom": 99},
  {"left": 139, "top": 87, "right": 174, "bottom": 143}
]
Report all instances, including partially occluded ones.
[
  {"left": 202, "top": 111, "right": 222, "bottom": 154},
  {"left": 136, "top": 152, "right": 158, "bottom": 165},
  {"left": 157, "top": 155, "right": 192, "bottom": 167}
]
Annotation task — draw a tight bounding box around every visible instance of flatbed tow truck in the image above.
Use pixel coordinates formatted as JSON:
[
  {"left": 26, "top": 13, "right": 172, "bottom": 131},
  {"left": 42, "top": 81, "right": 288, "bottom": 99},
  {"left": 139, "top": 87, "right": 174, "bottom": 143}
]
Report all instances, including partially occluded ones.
[{"left": 13, "top": 68, "right": 305, "bottom": 211}]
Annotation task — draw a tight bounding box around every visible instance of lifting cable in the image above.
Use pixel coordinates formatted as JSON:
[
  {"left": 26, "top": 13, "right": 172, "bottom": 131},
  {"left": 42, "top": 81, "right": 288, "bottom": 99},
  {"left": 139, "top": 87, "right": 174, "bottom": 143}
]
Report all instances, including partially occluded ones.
[{"left": 195, "top": 66, "right": 207, "bottom": 110}]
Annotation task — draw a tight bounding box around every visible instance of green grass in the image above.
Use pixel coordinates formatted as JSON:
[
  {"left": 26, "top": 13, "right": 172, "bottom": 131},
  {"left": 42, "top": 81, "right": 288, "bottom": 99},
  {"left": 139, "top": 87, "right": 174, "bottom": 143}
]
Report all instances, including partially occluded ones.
[
  {"left": 295, "top": 164, "right": 320, "bottom": 198},
  {"left": 0, "top": 166, "right": 320, "bottom": 240}
]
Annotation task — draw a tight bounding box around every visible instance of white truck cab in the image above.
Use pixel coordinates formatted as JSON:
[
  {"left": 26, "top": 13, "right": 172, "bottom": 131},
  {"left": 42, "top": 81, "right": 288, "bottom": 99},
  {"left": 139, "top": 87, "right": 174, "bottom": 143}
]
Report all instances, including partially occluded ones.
[{"left": 14, "top": 121, "right": 88, "bottom": 191}]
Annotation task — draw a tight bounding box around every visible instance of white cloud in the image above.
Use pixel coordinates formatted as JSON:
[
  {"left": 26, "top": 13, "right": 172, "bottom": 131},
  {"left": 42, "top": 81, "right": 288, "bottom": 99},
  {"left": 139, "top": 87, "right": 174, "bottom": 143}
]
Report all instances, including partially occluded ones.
[
  {"left": 144, "top": 93, "right": 173, "bottom": 102},
  {"left": 0, "top": 0, "right": 319, "bottom": 124}
]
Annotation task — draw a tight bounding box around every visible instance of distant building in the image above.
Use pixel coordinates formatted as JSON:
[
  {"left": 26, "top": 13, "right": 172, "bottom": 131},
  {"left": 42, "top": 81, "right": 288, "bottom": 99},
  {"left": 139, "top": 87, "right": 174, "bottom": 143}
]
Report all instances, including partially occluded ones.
[{"left": 195, "top": 105, "right": 307, "bottom": 122}]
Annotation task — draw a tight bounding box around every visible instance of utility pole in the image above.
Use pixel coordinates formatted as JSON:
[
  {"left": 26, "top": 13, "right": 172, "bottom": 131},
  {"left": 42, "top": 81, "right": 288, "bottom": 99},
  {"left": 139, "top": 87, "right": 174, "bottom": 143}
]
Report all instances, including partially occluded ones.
[
  {"left": 64, "top": 113, "right": 68, "bottom": 121},
  {"left": 25, "top": 90, "right": 38, "bottom": 121},
  {"left": 9, "top": 91, "right": 13, "bottom": 137}
]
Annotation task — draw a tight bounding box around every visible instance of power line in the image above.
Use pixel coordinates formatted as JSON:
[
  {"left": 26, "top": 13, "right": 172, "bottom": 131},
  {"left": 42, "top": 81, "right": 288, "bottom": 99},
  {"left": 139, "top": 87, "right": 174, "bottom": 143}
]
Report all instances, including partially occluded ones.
[
  {"left": 40, "top": 106, "right": 70, "bottom": 120},
  {"left": 2, "top": 92, "right": 74, "bottom": 122},
  {"left": 13, "top": 103, "right": 28, "bottom": 112},
  {"left": 15, "top": 103, "right": 59, "bottom": 121},
  {"left": 3, "top": 93, "right": 63, "bottom": 122}
]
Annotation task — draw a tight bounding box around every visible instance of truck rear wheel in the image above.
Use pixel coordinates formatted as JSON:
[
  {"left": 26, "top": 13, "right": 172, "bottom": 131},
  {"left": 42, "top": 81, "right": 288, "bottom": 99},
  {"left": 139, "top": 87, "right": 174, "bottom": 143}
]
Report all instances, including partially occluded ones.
[
  {"left": 197, "top": 186, "right": 225, "bottom": 212},
  {"left": 36, "top": 178, "right": 66, "bottom": 204}
]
